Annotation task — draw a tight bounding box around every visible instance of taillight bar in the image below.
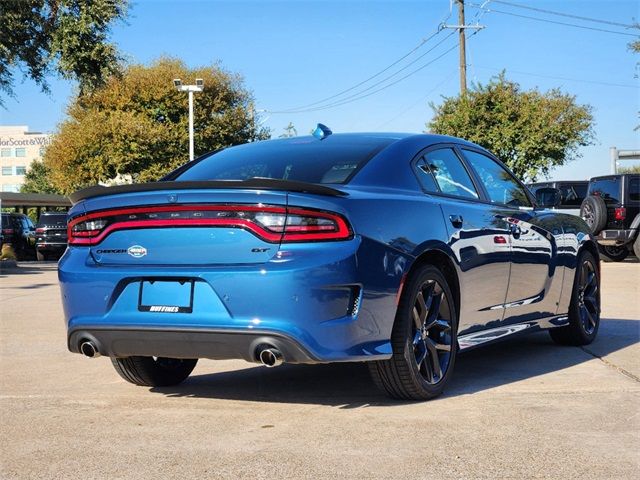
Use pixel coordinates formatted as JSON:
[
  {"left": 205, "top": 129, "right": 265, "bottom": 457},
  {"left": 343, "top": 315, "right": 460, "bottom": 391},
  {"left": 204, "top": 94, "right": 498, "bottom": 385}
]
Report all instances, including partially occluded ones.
[{"left": 68, "top": 204, "right": 352, "bottom": 245}]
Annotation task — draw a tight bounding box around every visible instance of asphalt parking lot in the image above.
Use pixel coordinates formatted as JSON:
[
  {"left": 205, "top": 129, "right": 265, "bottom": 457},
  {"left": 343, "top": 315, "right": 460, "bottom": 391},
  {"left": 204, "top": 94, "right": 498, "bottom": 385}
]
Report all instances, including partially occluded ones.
[{"left": 1, "top": 261, "right": 638, "bottom": 479}]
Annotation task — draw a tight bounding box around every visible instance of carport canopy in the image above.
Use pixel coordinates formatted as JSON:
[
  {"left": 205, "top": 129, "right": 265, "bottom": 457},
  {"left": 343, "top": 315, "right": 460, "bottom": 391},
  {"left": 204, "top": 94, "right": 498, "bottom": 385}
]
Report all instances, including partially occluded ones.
[{"left": 0, "top": 192, "right": 71, "bottom": 214}]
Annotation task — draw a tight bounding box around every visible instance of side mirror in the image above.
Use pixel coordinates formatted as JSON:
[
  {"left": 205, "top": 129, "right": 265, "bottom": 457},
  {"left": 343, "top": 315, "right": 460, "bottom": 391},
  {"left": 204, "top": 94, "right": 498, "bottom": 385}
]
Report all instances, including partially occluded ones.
[{"left": 535, "top": 187, "right": 562, "bottom": 208}]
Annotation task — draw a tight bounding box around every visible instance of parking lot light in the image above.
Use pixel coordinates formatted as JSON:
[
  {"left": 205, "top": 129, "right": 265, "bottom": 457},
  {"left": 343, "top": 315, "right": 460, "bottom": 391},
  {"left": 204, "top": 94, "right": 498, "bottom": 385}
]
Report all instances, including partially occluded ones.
[{"left": 173, "top": 79, "right": 204, "bottom": 161}]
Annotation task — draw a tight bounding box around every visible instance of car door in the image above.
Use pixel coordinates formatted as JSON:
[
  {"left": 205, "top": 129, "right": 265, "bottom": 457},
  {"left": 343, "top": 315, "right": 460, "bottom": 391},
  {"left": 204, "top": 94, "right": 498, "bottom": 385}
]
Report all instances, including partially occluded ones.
[
  {"left": 460, "top": 148, "right": 558, "bottom": 323},
  {"left": 415, "top": 146, "right": 512, "bottom": 336}
]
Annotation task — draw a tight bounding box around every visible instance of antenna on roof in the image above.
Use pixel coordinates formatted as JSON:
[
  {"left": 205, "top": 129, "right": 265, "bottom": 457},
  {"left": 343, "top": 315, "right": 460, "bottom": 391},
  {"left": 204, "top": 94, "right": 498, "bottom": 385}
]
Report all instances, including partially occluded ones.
[{"left": 312, "top": 123, "right": 332, "bottom": 140}]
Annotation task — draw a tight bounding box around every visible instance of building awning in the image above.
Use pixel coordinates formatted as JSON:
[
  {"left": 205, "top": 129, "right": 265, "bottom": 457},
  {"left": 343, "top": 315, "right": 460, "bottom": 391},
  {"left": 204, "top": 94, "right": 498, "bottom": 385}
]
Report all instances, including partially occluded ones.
[{"left": 0, "top": 192, "right": 71, "bottom": 208}]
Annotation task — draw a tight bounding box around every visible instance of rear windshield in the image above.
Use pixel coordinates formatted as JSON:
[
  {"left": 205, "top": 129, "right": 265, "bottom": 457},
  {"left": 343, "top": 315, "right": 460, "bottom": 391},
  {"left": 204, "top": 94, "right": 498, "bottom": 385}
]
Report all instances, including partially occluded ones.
[
  {"left": 589, "top": 178, "right": 621, "bottom": 204},
  {"left": 37, "top": 213, "right": 67, "bottom": 226},
  {"left": 557, "top": 183, "right": 587, "bottom": 207},
  {"left": 171, "top": 136, "right": 394, "bottom": 184}
]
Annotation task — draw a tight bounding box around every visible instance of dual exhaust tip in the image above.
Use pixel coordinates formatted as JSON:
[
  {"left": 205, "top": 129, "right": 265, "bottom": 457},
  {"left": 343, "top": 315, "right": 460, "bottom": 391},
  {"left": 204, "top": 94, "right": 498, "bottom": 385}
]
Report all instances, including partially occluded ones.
[{"left": 80, "top": 340, "right": 283, "bottom": 367}]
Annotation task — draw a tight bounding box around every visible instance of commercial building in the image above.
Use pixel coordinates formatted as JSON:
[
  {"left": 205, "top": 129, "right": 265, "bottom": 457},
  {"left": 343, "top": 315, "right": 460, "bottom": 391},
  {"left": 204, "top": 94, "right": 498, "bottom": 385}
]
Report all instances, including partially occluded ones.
[{"left": 0, "top": 125, "right": 52, "bottom": 192}]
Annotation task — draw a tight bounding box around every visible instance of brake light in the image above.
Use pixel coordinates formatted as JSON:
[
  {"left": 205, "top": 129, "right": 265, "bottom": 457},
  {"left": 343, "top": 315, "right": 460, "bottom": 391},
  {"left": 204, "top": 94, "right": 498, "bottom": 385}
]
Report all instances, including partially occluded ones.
[
  {"left": 68, "top": 205, "right": 352, "bottom": 245},
  {"left": 2, "top": 228, "right": 13, "bottom": 235},
  {"left": 614, "top": 207, "right": 626, "bottom": 221},
  {"left": 35, "top": 228, "right": 45, "bottom": 234}
]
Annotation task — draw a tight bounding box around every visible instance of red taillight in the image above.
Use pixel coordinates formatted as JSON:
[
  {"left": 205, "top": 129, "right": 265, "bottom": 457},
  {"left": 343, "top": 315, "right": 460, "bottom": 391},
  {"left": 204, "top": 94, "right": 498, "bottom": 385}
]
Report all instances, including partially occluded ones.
[
  {"left": 68, "top": 204, "right": 352, "bottom": 245},
  {"left": 2, "top": 228, "right": 13, "bottom": 235},
  {"left": 614, "top": 207, "right": 626, "bottom": 221},
  {"left": 35, "top": 228, "right": 45, "bottom": 234}
]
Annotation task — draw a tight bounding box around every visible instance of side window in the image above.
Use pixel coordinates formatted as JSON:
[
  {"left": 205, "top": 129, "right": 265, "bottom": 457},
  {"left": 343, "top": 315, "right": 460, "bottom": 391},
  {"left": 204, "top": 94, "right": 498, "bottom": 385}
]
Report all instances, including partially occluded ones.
[
  {"left": 423, "top": 148, "right": 479, "bottom": 199},
  {"left": 414, "top": 157, "right": 439, "bottom": 192},
  {"left": 462, "top": 149, "right": 531, "bottom": 207},
  {"left": 628, "top": 177, "right": 639, "bottom": 203},
  {"left": 558, "top": 183, "right": 587, "bottom": 207}
]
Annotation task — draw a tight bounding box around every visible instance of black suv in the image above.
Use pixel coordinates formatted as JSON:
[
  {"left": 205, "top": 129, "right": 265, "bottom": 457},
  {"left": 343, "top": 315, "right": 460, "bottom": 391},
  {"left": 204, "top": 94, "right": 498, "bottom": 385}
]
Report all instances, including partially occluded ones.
[
  {"left": 527, "top": 180, "right": 588, "bottom": 215},
  {"left": 1, "top": 213, "right": 36, "bottom": 260},
  {"left": 580, "top": 174, "right": 640, "bottom": 261},
  {"left": 35, "top": 211, "right": 68, "bottom": 261}
]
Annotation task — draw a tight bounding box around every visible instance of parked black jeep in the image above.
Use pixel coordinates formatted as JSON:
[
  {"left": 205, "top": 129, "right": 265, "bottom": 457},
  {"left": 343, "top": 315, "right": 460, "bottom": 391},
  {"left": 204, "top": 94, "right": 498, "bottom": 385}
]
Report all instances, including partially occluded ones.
[
  {"left": 580, "top": 174, "right": 640, "bottom": 261},
  {"left": 35, "top": 211, "right": 68, "bottom": 261}
]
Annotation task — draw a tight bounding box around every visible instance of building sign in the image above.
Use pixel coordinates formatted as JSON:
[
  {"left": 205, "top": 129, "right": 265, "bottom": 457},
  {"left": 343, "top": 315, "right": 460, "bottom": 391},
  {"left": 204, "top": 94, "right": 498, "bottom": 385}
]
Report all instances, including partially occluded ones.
[{"left": 0, "top": 136, "right": 52, "bottom": 147}]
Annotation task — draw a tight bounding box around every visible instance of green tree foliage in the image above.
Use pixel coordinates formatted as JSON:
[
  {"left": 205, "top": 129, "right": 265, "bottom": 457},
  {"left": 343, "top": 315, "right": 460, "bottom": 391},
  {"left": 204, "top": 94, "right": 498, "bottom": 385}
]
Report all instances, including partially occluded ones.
[
  {"left": 44, "top": 58, "right": 270, "bottom": 193},
  {"left": 618, "top": 164, "right": 640, "bottom": 174},
  {"left": 427, "top": 73, "right": 595, "bottom": 181},
  {"left": 0, "top": 0, "right": 128, "bottom": 104},
  {"left": 20, "top": 160, "right": 62, "bottom": 194}
]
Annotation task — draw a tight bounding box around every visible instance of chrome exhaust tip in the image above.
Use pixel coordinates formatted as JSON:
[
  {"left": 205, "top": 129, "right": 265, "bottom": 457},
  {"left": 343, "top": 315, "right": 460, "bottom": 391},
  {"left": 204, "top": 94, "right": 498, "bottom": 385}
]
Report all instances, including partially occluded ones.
[
  {"left": 80, "top": 341, "right": 100, "bottom": 358},
  {"left": 259, "top": 348, "right": 283, "bottom": 368}
]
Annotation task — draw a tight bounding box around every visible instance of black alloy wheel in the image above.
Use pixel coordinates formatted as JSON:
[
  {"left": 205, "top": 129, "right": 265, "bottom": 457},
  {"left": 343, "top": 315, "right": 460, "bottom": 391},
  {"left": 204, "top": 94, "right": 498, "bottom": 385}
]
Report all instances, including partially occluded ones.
[
  {"left": 550, "top": 251, "right": 600, "bottom": 346},
  {"left": 369, "top": 264, "right": 458, "bottom": 400}
]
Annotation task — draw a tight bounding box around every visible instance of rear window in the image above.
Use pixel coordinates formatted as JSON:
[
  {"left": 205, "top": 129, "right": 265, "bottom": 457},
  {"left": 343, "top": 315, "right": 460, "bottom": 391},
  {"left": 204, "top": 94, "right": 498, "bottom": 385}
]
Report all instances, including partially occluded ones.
[
  {"left": 589, "top": 178, "right": 621, "bottom": 204},
  {"left": 558, "top": 183, "right": 587, "bottom": 207},
  {"left": 172, "top": 136, "right": 394, "bottom": 184},
  {"left": 629, "top": 176, "right": 639, "bottom": 203},
  {"left": 37, "top": 213, "right": 67, "bottom": 226}
]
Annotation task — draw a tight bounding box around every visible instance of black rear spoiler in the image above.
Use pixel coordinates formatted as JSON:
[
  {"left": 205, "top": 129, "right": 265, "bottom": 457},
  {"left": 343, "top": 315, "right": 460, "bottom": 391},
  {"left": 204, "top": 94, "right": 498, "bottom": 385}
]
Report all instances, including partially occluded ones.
[{"left": 68, "top": 178, "right": 348, "bottom": 204}]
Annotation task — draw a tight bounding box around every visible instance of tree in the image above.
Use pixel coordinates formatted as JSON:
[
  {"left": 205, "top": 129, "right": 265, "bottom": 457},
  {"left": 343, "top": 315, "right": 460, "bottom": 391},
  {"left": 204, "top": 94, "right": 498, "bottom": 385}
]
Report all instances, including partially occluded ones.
[
  {"left": 20, "top": 160, "right": 62, "bottom": 194},
  {"left": 279, "top": 122, "right": 297, "bottom": 138},
  {"left": 0, "top": 0, "right": 127, "bottom": 105},
  {"left": 618, "top": 164, "right": 640, "bottom": 174},
  {"left": 427, "top": 73, "right": 595, "bottom": 182},
  {"left": 44, "top": 58, "right": 270, "bottom": 193}
]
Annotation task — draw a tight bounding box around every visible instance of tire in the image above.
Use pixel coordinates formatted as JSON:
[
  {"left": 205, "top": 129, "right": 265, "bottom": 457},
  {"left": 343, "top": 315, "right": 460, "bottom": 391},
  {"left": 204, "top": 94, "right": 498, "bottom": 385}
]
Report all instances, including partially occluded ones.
[
  {"left": 36, "top": 250, "right": 46, "bottom": 261},
  {"left": 549, "top": 250, "right": 600, "bottom": 346},
  {"left": 598, "top": 244, "right": 628, "bottom": 262},
  {"left": 111, "top": 356, "right": 198, "bottom": 387},
  {"left": 580, "top": 196, "right": 607, "bottom": 235},
  {"left": 369, "top": 264, "right": 458, "bottom": 400},
  {"left": 634, "top": 236, "right": 640, "bottom": 260}
]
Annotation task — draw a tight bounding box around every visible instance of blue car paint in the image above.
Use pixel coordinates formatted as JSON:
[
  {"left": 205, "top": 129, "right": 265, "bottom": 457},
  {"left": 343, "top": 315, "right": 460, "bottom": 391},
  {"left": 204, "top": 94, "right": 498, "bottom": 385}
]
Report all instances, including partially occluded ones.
[{"left": 59, "top": 133, "right": 597, "bottom": 363}]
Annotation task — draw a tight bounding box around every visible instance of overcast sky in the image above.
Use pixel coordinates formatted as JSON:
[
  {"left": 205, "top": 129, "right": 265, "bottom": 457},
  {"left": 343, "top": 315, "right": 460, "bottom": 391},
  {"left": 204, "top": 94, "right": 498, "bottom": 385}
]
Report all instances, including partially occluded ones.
[{"left": 1, "top": 0, "right": 638, "bottom": 180}]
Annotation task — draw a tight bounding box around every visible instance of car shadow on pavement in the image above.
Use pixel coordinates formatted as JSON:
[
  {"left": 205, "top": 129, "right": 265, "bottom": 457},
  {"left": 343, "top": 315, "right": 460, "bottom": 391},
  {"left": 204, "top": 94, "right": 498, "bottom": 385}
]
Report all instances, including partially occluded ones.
[{"left": 151, "top": 318, "right": 639, "bottom": 408}]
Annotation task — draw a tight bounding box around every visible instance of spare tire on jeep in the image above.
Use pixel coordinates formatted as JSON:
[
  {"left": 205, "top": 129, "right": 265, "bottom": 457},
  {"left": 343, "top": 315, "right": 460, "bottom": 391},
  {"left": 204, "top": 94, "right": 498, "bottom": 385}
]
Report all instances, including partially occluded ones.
[{"left": 580, "top": 195, "right": 607, "bottom": 234}]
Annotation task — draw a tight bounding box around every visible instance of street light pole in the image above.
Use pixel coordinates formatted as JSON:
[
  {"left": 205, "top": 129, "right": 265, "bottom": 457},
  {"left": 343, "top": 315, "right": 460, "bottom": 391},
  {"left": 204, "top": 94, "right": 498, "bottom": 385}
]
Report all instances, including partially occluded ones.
[{"left": 173, "top": 78, "right": 204, "bottom": 161}]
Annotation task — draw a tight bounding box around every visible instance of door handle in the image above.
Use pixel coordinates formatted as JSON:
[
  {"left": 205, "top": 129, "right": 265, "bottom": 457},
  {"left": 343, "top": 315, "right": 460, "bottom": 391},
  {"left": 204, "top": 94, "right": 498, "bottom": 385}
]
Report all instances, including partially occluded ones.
[{"left": 449, "top": 214, "right": 463, "bottom": 228}]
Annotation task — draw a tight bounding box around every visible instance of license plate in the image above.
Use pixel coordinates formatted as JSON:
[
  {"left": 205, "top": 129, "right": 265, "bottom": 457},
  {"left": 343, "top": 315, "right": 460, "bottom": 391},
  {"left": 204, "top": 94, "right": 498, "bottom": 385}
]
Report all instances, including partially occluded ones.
[{"left": 138, "top": 280, "right": 194, "bottom": 313}]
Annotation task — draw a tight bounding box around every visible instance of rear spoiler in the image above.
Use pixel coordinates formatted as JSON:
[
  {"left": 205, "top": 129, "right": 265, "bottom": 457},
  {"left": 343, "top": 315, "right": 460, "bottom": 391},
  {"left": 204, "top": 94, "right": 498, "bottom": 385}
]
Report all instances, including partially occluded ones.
[{"left": 68, "top": 178, "right": 348, "bottom": 204}]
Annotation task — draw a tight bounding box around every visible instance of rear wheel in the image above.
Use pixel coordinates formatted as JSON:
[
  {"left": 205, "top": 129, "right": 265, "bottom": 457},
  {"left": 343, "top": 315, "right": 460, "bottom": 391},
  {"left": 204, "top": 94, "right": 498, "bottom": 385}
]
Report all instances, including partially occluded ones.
[
  {"left": 369, "top": 265, "right": 457, "bottom": 400},
  {"left": 599, "top": 244, "right": 628, "bottom": 262},
  {"left": 633, "top": 237, "right": 640, "bottom": 260},
  {"left": 549, "top": 251, "right": 600, "bottom": 346},
  {"left": 111, "top": 356, "right": 197, "bottom": 387}
]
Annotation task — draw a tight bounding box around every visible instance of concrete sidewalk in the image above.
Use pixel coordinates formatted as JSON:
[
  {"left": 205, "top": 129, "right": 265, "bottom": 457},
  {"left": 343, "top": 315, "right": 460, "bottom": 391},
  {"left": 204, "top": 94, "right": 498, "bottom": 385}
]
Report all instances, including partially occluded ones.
[{"left": 1, "top": 262, "right": 638, "bottom": 479}]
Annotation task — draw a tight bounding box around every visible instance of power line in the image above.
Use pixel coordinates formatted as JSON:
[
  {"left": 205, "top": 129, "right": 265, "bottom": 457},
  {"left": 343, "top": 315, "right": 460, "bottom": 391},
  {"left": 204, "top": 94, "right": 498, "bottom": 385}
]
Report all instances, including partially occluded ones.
[
  {"left": 470, "top": 4, "right": 639, "bottom": 37},
  {"left": 277, "top": 40, "right": 463, "bottom": 113},
  {"left": 269, "top": 30, "right": 457, "bottom": 114},
  {"left": 475, "top": 66, "right": 638, "bottom": 89},
  {"left": 491, "top": 0, "right": 638, "bottom": 30}
]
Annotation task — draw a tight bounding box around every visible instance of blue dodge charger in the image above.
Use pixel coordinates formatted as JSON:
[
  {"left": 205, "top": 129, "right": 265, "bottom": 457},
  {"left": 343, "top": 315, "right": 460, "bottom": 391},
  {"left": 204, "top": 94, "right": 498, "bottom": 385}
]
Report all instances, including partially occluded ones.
[{"left": 59, "top": 130, "right": 600, "bottom": 400}]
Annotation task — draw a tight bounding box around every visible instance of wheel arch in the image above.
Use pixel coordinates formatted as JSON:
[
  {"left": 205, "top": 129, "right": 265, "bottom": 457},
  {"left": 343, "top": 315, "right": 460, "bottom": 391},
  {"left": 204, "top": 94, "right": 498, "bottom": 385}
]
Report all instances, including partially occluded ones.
[{"left": 403, "top": 248, "right": 461, "bottom": 325}]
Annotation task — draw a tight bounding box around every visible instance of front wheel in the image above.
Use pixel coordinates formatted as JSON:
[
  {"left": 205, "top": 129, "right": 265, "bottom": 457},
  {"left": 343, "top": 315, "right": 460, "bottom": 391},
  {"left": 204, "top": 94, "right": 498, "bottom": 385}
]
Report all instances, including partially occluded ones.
[
  {"left": 111, "top": 356, "right": 198, "bottom": 387},
  {"left": 549, "top": 251, "right": 600, "bottom": 346},
  {"left": 369, "top": 264, "right": 458, "bottom": 400}
]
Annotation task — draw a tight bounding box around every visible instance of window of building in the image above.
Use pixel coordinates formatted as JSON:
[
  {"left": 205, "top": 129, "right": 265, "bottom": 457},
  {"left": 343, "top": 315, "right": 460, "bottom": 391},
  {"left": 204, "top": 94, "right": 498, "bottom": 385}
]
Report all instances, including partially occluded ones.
[
  {"left": 15, "top": 148, "right": 26, "bottom": 157},
  {"left": 15, "top": 166, "right": 26, "bottom": 175},
  {"left": 2, "top": 166, "right": 12, "bottom": 176},
  {"left": 1, "top": 148, "right": 11, "bottom": 157}
]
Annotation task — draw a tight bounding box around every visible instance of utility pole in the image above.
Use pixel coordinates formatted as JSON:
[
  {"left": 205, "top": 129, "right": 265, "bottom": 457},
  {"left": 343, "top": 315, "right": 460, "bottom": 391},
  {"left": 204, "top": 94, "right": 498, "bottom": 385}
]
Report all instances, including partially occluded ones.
[
  {"left": 458, "top": 0, "right": 467, "bottom": 95},
  {"left": 173, "top": 78, "right": 204, "bottom": 161},
  {"left": 442, "top": 0, "right": 484, "bottom": 96}
]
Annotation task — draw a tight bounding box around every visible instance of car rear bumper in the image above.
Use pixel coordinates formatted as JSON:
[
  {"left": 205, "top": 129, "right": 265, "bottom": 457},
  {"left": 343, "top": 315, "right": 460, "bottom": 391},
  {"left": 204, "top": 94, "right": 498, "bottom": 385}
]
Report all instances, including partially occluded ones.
[
  {"left": 68, "top": 326, "right": 317, "bottom": 363},
  {"left": 59, "top": 238, "right": 401, "bottom": 364},
  {"left": 596, "top": 229, "right": 636, "bottom": 246}
]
